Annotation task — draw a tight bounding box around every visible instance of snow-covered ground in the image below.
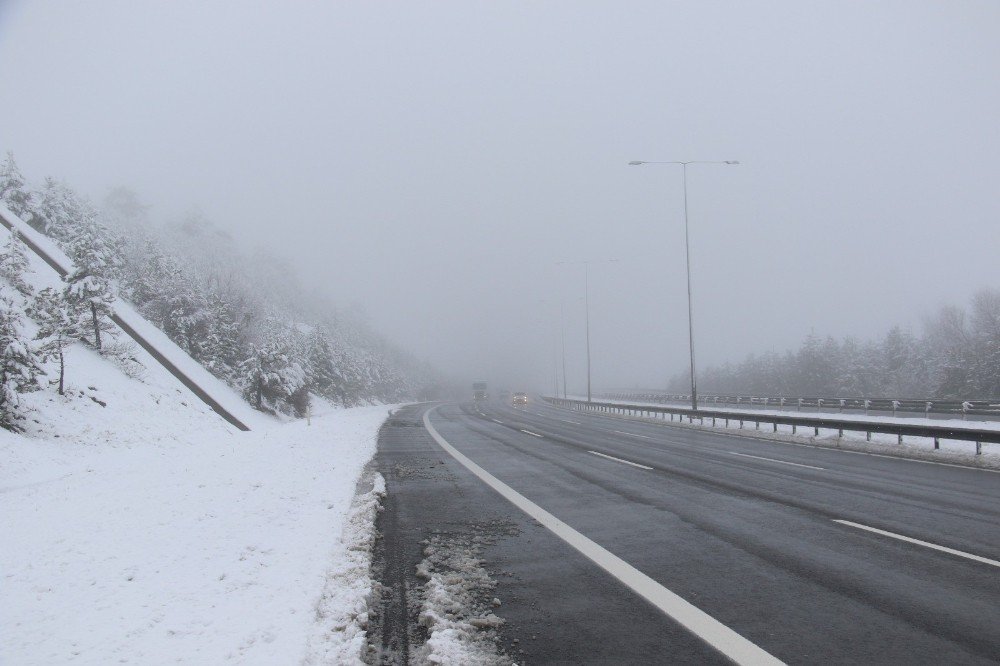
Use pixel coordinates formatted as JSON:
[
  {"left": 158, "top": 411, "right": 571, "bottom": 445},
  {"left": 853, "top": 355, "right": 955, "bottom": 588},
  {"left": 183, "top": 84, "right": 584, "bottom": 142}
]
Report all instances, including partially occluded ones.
[
  {"left": 556, "top": 395, "right": 1000, "bottom": 463},
  {"left": 1, "top": 356, "right": 394, "bottom": 664},
  {"left": 0, "top": 216, "right": 397, "bottom": 664}
]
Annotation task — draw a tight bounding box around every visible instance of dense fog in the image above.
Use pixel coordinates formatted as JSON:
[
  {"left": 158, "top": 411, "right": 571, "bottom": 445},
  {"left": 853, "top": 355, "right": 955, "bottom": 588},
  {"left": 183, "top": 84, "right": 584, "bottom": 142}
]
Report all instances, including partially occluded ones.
[{"left": 2, "top": 1, "right": 998, "bottom": 395}]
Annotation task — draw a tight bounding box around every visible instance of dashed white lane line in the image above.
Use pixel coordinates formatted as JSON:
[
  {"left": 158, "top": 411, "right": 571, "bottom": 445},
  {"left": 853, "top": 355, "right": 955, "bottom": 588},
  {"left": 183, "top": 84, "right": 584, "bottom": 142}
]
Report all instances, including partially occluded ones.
[
  {"left": 520, "top": 429, "right": 544, "bottom": 438},
  {"left": 560, "top": 419, "right": 583, "bottom": 425},
  {"left": 423, "top": 407, "right": 783, "bottom": 666},
  {"left": 613, "top": 429, "right": 652, "bottom": 439},
  {"left": 588, "top": 451, "right": 653, "bottom": 470},
  {"left": 729, "top": 452, "right": 825, "bottom": 471},
  {"left": 834, "top": 520, "right": 1000, "bottom": 568},
  {"left": 492, "top": 419, "right": 504, "bottom": 424}
]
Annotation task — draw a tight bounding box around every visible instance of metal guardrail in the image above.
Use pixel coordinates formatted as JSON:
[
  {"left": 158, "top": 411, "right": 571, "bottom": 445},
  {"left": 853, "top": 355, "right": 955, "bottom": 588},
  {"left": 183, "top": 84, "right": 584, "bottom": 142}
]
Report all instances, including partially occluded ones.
[
  {"left": 545, "top": 397, "right": 1000, "bottom": 455},
  {"left": 603, "top": 392, "right": 1000, "bottom": 418}
]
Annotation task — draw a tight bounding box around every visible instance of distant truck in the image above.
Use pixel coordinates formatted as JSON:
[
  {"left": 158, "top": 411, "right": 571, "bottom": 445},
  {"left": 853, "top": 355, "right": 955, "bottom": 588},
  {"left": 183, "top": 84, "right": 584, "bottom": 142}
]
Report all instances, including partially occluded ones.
[{"left": 473, "top": 381, "right": 488, "bottom": 402}]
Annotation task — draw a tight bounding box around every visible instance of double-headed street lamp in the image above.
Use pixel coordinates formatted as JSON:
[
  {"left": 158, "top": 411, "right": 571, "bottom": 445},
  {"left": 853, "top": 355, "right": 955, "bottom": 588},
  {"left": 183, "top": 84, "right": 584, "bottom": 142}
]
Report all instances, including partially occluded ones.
[{"left": 629, "top": 160, "right": 739, "bottom": 410}]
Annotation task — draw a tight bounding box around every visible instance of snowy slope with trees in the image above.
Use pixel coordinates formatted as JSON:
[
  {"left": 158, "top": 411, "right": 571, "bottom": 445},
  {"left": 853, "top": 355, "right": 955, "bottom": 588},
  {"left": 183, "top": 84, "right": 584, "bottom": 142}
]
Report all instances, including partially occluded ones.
[
  {"left": 0, "top": 176, "right": 395, "bottom": 663},
  {"left": 0, "top": 151, "right": 440, "bottom": 422}
]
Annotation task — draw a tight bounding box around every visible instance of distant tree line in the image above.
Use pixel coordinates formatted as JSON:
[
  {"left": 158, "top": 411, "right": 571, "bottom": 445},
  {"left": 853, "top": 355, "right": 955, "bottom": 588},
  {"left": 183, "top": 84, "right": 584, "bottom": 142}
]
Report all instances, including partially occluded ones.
[
  {"left": 0, "top": 151, "right": 442, "bottom": 427},
  {"left": 666, "top": 291, "right": 1000, "bottom": 399}
]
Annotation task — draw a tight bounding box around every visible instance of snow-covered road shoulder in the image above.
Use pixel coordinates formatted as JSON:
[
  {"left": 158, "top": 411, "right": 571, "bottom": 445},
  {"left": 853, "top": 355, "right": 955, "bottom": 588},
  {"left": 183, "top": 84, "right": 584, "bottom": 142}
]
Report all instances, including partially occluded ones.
[{"left": 1, "top": 401, "right": 396, "bottom": 665}]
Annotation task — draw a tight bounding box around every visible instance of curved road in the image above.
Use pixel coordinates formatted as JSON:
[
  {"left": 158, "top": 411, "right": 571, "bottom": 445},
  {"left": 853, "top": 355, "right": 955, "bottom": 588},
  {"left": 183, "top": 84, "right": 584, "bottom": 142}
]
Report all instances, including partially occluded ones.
[{"left": 372, "top": 398, "right": 1000, "bottom": 664}]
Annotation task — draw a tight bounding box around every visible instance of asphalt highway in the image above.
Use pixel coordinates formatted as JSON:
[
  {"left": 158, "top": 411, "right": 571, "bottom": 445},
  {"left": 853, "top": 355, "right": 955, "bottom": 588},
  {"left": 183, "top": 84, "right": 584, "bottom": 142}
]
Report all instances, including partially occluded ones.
[{"left": 372, "top": 398, "right": 1000, "bottom": 664}]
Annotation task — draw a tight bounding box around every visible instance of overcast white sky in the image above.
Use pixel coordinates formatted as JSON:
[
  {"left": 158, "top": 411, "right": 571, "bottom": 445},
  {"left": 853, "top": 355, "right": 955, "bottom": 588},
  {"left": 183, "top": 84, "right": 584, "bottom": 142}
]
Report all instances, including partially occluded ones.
[{"left": 2, "top": 1, "right": 998, "bottom": 393}]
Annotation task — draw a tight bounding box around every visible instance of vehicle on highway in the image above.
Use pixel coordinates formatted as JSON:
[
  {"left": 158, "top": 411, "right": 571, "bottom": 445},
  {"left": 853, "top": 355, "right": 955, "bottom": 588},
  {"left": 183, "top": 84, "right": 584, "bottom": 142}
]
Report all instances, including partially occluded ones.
[
  {"left": 512, "top": 392, "right": 528, "bottom": 406},
  {"left": 473, "top": 381, "right": 488, "bottom": 402}
]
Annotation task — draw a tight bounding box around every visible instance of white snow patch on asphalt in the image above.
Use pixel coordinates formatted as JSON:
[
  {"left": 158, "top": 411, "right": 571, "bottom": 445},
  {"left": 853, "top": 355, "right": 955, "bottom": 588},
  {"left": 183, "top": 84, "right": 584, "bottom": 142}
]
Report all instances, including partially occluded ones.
[{"left": 414, "top": 531, "right": 511, "bottom": 666}]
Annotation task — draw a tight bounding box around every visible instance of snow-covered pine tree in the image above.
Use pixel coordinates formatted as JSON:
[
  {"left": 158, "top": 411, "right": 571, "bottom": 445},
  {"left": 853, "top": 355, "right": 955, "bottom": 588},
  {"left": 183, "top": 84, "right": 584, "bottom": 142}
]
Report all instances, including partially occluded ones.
[
  {"left": 32, "top": 288, "right": 78, "bottom": 395},
  {"left": 200, "top": 292, "right": 245, "bottom": 383},
  {"left": 0, "top": 290, "right": 42, "bottom": 429},
  {"left": 62, "top": 217, "right": 122, "bottom": 351},
  {"left": 0, "top": 152, "right": 32, "bottom": 216},
  {"left": 0, "top": 230, "right": 33, "bottom": 297},
  {"left": 238, "top": 324, "right": 308, "bottom": 415},
  {"left": 26, "top": 178, "right": 98, "bottom": 244}
]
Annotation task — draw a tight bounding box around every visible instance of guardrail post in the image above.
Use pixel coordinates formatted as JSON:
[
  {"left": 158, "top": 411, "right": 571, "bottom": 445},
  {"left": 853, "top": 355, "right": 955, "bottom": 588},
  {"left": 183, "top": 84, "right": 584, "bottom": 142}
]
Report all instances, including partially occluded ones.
[
  {"left": 839, "top": 399, "right": 846, "bottom": 413},
  {"left": 963, "top": 401, "right": 972, "bottom": 421},
  {"left": 933, "top": 436, "right": 939, "bottom": 450},
  {"left": 864, "top": 399, "right": 871, "bottom": 416},
  {"left": 925, "top": 401, "right": 932, "bottom": 418},
  {"left": 897, "top": 434, "right": 903, "bottom": 445},
  {"left": 814, "top": 426, "right": 819, "bottom": 436},
  {"left": 797, "top": 398, "right": 803, "bottom": 412},
  {"left": 725, "top": 417, "right": 729, "bottom": 427},
  {"left": 739, "top": 419, "right": 743, "bottom": 429},
  {"left": 838, "top": 427, "right": 843, "bottom": 438},
  {"left": 712, "top": 417, "right": 716, "bottom": 426},
  {"left": 892, "top": 400, "right": 900, "bottom": 417},
  {"left": 976, "top": 441, "right": 982, "bottom": 455},
  {"left": 773, "top": 423, "right": 777, "bottom": 432},
  {"left": 866, "top": 431, "right": 871, "bottom": 441},
  {"left": 792, "top": 424, "right": 797, "bottom": 434},
  {"left": 756, "top": 420, "right": 760, "bottom": 430}
]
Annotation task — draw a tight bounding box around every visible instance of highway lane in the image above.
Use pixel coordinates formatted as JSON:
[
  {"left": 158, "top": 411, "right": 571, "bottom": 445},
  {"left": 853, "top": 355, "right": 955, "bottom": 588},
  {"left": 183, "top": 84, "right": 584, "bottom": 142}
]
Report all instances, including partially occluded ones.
[
  {"left": 452, "top": 399, "right": 1000, "bottom": 662},
  {"left": 496, "top": 398, "right": 1000, "bottom": 556},
  {"left": 371, "top": 403, "right": 727, "bottom": 664},
  {"left": 375, "top": 400, "right": 1000, "bottom": 663}
]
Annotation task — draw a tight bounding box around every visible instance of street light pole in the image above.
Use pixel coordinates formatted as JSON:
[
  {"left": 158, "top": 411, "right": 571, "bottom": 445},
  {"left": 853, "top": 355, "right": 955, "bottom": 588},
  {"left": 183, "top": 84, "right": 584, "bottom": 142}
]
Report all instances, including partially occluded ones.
[
  {"left": 629, "top": 159, "right": 739, "bottom": 411},
  {"left": 585, "top": 262, "right": 591, "bottom": 403},
  {"left": 560, "top": 300, "right": 567, "bottom": 399},
  {"left": 556, "top": 258, "right": 618, "bottom": 404}
]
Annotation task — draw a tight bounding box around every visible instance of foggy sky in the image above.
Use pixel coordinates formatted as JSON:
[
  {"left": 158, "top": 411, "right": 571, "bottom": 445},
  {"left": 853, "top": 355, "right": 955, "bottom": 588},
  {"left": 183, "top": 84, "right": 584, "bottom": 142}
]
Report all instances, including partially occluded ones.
[{"left": 2, "top": 1, "right": 998, "bottom": 394}]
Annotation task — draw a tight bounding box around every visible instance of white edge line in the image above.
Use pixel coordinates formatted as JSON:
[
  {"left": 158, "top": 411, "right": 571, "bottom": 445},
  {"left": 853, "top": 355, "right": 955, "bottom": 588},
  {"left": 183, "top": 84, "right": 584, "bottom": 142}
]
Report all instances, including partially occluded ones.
[
  {"left": 729, "top": 452, "right": 825, "bottom": 471},
  {"left": 520, "top": 429, "right": 544, "bottom": 438},
  {"left": 833, "top": 520, "right": 1000, "bottom": 568},
  {"left": 588, "top": 450, "right": 654, "bottom": 470},
  {"left": 423, "top": 406, "right": 784, "bottom": 666}
]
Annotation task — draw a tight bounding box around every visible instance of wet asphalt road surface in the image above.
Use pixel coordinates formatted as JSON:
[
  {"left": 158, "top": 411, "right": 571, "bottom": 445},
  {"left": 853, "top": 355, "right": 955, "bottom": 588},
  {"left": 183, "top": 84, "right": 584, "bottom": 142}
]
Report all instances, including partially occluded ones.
[{"left": 370, "top": 399, "right": 1000, "bottom": 664}]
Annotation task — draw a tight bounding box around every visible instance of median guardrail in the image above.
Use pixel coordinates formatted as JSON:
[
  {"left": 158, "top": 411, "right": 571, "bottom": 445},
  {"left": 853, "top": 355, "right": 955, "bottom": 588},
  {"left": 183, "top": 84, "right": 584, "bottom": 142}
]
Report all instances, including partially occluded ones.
[
  {"left": 602, "top": 392, "right": 1000, "bottom": 419},
  {"left": 544, "top": 397, "right": 1000, "bottom": 455}
]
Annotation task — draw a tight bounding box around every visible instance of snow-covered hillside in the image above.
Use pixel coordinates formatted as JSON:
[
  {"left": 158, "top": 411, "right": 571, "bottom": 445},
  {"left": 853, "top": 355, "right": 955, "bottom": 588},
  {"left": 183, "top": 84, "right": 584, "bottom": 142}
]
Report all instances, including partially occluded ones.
[{"left": 0, "top": 220, "right": 395, "bottom": 663}]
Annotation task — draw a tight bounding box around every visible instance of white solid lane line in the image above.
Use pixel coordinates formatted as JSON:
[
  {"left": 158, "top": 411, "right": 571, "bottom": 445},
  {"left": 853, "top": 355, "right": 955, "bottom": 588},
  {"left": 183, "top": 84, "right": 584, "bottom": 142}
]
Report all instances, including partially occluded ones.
[
  {"left": 613, "top": 429, "right": 652, "bottom": 439},
  {"left": 423, "top": 408, "right": 783, "bottom": 666},
  {"left": 588, "top": 451, "right": 653, "bottom": 470},
  {"left": 520, "top": 429, "right": 544, "bottom": 438},
  {"left": 729, "top": 452, "right": 825, "bottom": 471},
  {"left": 834, "top": 520, "right": 1000, "bottom": 568}
]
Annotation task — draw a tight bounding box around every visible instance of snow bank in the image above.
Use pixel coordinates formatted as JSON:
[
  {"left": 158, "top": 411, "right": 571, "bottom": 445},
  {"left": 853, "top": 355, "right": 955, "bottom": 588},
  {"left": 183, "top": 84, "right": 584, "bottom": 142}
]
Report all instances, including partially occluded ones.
[{"left": 1, "top": 377, "right": 395, "bottom": 665}]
